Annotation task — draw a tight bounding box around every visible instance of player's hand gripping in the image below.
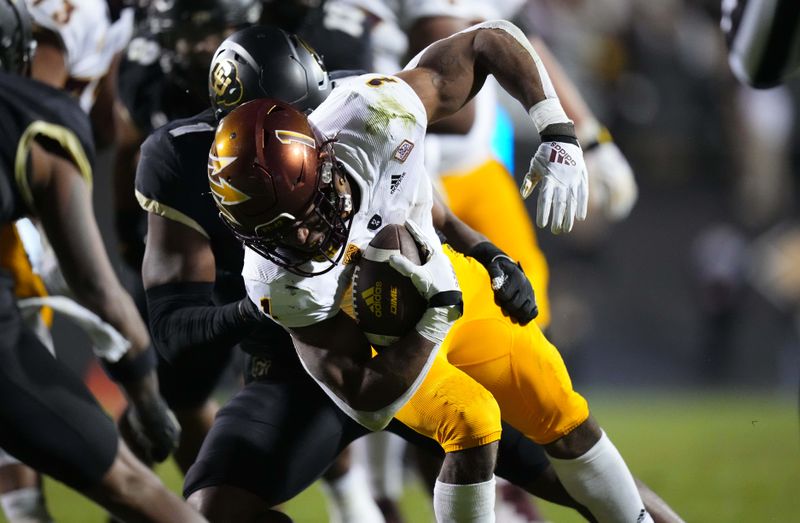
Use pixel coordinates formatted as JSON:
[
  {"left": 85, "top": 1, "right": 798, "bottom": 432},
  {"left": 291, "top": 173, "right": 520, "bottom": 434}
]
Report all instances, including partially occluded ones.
[
  {"left": 469, "top": 242, "right": 537, "bottom": 325},
  {"left": 521, "top": 126, "right": 589, "bottom": 234},
  {"left": 121, "top": 374, "right": 181, "bottom": 463},
  {"left": 388, "top": 220, "right": 463, "bottom": 344}
]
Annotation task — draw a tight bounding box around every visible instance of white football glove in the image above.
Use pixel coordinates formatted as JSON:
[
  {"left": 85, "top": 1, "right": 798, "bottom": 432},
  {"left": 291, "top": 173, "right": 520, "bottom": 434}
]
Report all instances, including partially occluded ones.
[
  {"left": 585, "top": 141, "right": 638, "bottom": 221},
  {"left": 388, "top": 220, "right": 462, "bottom": 345},
  {"left": 521, "top": 139, "right": 589, "bottom": 234}
]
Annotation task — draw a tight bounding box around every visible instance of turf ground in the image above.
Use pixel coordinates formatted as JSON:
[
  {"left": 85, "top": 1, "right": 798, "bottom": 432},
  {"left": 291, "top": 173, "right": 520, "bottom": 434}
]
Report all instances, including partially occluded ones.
[{"left": 5, "top": 389, "right": 798, "bottom": 522}]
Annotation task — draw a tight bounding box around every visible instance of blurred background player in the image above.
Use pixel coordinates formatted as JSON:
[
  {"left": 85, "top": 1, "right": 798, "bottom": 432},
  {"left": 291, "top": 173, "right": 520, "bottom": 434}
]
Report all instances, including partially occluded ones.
[
  {"left": 114, "top": 0, "right": 261, "bottom": 274},
  {"left": 0, "top": 0, "right": 204, "bottom": 521}
]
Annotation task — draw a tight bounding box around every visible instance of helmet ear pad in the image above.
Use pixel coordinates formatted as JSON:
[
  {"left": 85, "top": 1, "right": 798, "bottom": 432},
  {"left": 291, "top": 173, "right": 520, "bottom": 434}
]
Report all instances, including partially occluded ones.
[{"left": 209, "top": 25, "right": 331, "bottom": 119}]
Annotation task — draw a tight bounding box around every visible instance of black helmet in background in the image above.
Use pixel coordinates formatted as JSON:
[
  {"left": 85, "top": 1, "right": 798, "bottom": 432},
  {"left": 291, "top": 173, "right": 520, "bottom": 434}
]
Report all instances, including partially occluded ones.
[
  {"left": 208, "top": 25, "right": 331, "bottom": 119},
  {"left": 147, "top": 0, "right": 262, "bottom": 48},
  {"left": 147, "top": 0, "right": 262, "bottom": 103},
  {"left": 0, "top": 0, "right": 34, "bottom": 74}
]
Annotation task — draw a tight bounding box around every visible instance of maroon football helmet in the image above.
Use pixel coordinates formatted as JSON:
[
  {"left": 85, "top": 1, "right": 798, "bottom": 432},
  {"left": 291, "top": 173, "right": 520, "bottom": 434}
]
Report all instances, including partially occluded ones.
[{"left": 208, "top": 98, "right": 353, "bottom": 276}]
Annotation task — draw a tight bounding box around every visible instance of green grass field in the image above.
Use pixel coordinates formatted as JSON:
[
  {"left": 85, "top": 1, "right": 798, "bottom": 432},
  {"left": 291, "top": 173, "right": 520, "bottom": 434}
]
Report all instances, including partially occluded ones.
[{"left": 6, "top": 389, "right": 798, "bottom": 522}]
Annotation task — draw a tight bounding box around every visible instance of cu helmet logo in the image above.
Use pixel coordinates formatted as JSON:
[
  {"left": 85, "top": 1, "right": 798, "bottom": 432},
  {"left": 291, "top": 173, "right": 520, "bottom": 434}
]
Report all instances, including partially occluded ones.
[{"left": 211, "top": 58, "right": 243, "bottom": 108}]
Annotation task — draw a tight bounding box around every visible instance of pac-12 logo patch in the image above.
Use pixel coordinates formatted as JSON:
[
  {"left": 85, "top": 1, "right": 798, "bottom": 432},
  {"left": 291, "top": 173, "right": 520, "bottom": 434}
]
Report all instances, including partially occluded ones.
[
  {"left": 367, "top": 214, "right": 382, "bottom": 230},
  {"left": 393, "top": 139, "right": 414, "bottom": 163},
  {"left": 210, "top": 58, "right": 243, "bottom": 108}
]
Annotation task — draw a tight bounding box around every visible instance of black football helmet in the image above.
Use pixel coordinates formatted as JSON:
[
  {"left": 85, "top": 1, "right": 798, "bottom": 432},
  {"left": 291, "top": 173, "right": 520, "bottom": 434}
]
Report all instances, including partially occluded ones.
[
  {"left": 208, "top": 25, "right": 331, "bottom": 119},
  {"left": 0, "top": 0, "right": 34, "bottom": 75}
]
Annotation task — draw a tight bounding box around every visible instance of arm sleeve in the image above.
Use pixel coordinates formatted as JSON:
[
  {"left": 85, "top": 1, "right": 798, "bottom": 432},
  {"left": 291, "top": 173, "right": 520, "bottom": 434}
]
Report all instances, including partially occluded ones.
[{"left": 145, "top": 282, "right": 260, "bottom": 363}]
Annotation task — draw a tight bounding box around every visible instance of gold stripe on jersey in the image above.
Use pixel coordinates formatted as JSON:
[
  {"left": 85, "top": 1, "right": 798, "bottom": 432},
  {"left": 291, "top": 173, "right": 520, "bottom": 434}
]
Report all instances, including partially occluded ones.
[
  {"left": 14, "top": 120, "right": 93, "bottom": 211},
  {"left": 135, "top": 189, "right": 210, "bottom": 238}
]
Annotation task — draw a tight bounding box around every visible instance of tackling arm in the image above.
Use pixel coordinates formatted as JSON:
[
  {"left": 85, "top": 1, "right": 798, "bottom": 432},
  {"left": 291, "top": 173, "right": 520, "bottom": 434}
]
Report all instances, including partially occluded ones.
[{"left": 142, "top": 214, "right": 263, "bottom": 363}]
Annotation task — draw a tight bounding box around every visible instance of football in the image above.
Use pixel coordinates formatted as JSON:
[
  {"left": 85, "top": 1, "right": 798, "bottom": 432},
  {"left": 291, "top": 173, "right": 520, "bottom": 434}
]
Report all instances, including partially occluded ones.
[{"left": 352, "top": 223, "right": 427, "bottom": 348}]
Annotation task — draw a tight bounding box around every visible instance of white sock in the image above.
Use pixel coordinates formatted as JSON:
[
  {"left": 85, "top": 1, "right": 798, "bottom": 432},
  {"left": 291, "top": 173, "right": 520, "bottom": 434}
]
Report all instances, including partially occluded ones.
[
  {"left": 321, "top": 464, "right": 386, "bottom": 523},
  {"left": 433, "top": 477, "right": 496, "bottom": 523},
  {"left": 548, "top": 431, "right": 653, "bottom": 523},
  {"left": 0, "top": 487, "right": 53, "bottom": 523},
  {"left": 359, "top": 432, "right": 407, "bottom": 501}
]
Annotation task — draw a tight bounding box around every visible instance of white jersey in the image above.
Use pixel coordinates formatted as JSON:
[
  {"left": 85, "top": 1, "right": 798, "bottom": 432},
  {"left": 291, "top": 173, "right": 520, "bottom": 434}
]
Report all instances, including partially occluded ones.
[
  {"left": 243, "top": 74, "right": 437, "bottom": 329},
  {"left": 26, "top": 0, "right": 134, "bottom": 112}
]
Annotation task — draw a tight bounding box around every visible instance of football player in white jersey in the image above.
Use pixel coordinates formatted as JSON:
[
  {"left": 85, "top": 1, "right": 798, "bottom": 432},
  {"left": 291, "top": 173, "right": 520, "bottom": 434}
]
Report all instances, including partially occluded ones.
[{"left": 206, "top": 19, "right": 660, "bottom": 523}]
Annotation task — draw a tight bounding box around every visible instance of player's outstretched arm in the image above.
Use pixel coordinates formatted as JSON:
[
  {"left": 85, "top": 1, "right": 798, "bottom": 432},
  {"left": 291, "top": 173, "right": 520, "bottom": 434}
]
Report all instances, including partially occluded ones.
[
  {"left": 397, "top": 20, "right": 588, "bottom": 233},
  {"left": 142, "top": 213, "right": 264, "bottom": 363},
  {"left": 531, "top": 35, "right": 637, "bottom": 221},
  {"left": 28, "top": 142, "right": 179, "bottom": 462}
]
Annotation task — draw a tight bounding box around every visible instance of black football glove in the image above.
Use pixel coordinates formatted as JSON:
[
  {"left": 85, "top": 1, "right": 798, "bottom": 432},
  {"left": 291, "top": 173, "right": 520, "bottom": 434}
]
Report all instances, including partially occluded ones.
[
  {"left": 123, "top": 395, "right": 181, "bottom": 464},
  {"left": 469, "top": 242, "right": 538, "bottom": 326}
]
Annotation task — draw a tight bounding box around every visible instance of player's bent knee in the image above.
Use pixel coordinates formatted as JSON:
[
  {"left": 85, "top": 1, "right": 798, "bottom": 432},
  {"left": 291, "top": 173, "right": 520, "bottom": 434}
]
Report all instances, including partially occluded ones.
[
  {"left": 437, "top": 382, "right": 502, "bottom": 453},
  {"left": 188, "top": 485, "right": 280, "bottom": 522},
  {"left": 97, "top": 443, "right": 162, "bottom": 501}
]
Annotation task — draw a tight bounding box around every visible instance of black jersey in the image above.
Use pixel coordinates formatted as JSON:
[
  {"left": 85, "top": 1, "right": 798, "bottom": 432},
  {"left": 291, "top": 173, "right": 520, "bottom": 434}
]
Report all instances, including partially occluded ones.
[
  {"left": 135, "top": 108, "right": 247, "bottom": 303},
  {"left": 0, "top": 72, "right": 95, "bottom": 224}
]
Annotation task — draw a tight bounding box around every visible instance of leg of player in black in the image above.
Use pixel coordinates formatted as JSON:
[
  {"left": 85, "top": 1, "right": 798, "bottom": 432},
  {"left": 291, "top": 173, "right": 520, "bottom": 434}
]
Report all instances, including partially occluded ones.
[{"left": 0, "top": 281, "right": 205, "bottom": 523}]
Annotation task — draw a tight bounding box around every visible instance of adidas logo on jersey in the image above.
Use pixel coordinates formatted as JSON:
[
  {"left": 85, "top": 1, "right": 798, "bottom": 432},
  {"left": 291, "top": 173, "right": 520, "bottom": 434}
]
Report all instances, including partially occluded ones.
[
  {"left": 361, "top": 283, "right": 383, "bottom": 317},
  {"left": 548, "top": 142, "right": 577, "bottom": 166},
  {"left": 390, "top": 173, "right": 406, "bottom": 194}
]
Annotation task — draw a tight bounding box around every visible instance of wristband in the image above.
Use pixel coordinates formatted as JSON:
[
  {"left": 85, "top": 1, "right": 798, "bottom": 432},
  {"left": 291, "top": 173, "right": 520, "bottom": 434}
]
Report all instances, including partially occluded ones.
[
  {"left": 539, "top": 122, "right": 579, "bottom": 147},
  {"left": 102, "top": 345, "right": 157, "bottom": 383},
  {"left": 468, "top": 242, "right": 521, "bottom": 291},
  {"left": 529, "top": 99, "right": 572, "bottom": 135},
  {"left": 468, "top": 242, "right": 510, "bottom": 266}
]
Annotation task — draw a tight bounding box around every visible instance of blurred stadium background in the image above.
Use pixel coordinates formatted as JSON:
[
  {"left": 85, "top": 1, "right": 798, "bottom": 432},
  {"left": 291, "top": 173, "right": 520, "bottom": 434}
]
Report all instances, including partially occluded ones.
[{"left": 7, "top": 0, "right": 799, "bottom": 521}]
